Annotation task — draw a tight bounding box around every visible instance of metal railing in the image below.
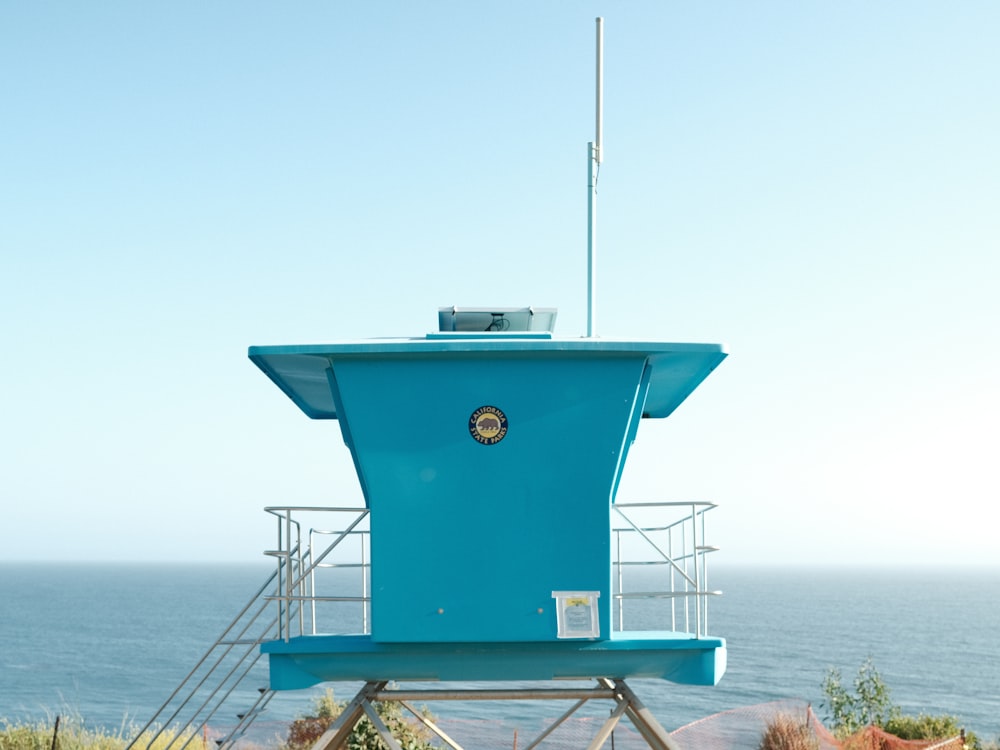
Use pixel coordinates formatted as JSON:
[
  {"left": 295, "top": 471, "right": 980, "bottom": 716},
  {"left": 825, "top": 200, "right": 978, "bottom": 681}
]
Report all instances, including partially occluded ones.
[
  {"left": 126, "top": 502, "right": 717, "bottom": 750},
  {"left": 612, "top": 501, "right": 721, "bottom": 637},
  {"left": 263, "top": 506, "right": 372, "bottom": 641},
  {"left": 263, "top": 502, "right": 719, "bottom": 640}
]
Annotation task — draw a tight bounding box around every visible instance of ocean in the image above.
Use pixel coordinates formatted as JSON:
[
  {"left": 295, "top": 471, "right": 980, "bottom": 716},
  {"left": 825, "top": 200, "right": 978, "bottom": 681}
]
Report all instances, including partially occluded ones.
[{"left": 1, "top": 563, "right": 997, "bottom": 743}]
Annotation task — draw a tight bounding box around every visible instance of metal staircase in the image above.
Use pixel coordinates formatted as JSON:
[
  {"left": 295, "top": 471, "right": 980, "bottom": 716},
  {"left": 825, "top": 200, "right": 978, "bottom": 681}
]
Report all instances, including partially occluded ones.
[
  {"left": 125, "top": 506, "right": 372, "bottom": 750},
  {"left": 124, "top": 566, "right": 284, "bottom": 750}
]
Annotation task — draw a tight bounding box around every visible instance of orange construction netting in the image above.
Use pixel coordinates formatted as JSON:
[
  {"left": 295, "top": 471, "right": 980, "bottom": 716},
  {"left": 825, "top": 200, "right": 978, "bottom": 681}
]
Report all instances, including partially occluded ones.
[
  {"left": 230, "top": 699, "right": 966, "bottom": 749},
  {"left": 671, "top": 699, "right": 965, "bottom": 750}
]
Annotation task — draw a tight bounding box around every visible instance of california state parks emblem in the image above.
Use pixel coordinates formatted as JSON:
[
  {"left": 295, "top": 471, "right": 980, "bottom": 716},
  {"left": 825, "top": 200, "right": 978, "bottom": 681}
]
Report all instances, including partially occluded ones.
[{"left": 469, "top": 405, "right": 508, "bottom": 445}]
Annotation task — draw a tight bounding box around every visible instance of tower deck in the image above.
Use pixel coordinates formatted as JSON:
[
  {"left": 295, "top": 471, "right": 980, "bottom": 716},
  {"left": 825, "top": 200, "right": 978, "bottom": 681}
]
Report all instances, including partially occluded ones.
[{"left": 263, "top": 631, "right": 726, "bottom": 688}]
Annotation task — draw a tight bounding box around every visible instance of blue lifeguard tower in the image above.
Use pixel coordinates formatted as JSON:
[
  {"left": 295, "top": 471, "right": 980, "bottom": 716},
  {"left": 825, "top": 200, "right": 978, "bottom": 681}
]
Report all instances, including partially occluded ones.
[
  {"left": 245, "top": 306, "right": 727, "bottom": 749},
  {"left": 128, "top": 19, "right": 729, "bottom": 750}
]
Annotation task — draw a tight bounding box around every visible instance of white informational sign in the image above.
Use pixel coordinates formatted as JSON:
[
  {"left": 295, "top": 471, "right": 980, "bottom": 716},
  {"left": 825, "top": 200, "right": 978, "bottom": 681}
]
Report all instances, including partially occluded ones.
[{"left": 551, "top": 591, "right": 601, "bottom": 639}]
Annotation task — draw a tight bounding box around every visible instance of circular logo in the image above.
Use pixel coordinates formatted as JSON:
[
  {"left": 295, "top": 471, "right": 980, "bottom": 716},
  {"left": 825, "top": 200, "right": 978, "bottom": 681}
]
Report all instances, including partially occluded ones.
[{"left": 469, "top": 405, "right": 508, "bottom": 445}]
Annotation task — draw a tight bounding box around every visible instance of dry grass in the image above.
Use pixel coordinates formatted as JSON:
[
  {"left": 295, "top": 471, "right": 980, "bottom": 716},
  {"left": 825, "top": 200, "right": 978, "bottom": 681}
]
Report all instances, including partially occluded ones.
[
  {"left": 759, "top": 713, "right": 821, "bottom": 750},
  {"left": 0, "top": 717, "right": 209, "bottom": 750}
]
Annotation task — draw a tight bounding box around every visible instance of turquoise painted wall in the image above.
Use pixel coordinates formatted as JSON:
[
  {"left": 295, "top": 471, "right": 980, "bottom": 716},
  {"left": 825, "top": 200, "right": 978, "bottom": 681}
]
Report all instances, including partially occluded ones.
[{"left": 329, "top": 351, "right": 650, "bottom": 642}]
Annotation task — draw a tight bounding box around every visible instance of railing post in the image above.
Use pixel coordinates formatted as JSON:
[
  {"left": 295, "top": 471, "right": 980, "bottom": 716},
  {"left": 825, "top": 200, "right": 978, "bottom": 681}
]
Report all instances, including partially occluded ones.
[
  {"left": 700, "top": 506, "right": 709, "bottom": 636},
  {"left": 691, "top": 503, "right": 701, "bottom": 637},
  {"left": 668, "top": 529, "right": 676, "bottom": 630},
  {"left": 307, "top": 536, "right": 316, "bottom": 635},
  {"left": 615, "top": 529, "right": 623, "bottom": 631},
  {"left": 362, "top": 531, "right": 369, "bottom": 634},
  {"left": 285, "top": 510, "right": 293, "bottom": 641}
]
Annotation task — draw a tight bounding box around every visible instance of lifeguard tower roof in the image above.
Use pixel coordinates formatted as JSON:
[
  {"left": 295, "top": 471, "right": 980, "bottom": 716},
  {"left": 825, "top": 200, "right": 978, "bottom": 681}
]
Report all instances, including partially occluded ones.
[
  {"left": 249, "top": 308, "right": 727, "bottom": 688},
  {"left": 249, "top": 307, "right": 725, "bottom": 424}
]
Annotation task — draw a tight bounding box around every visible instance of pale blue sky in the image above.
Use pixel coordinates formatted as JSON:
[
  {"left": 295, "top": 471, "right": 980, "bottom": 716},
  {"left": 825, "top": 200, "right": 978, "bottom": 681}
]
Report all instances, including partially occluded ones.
[{"left": 2, "top": 2, "right": 997, "bottom": 565}]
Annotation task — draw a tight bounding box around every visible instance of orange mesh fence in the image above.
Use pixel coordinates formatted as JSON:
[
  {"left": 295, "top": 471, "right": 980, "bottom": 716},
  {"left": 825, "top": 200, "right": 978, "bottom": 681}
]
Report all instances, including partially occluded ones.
[
  {"left": 671, "top": 699, "right": 832, "bottom": 750},
  {"left": 226, "top": 700, "right": 966, "bottom": 749},
  {"left": 836, "top": 725, "right": 965, "bottom": 750},
  {"left": 227, "top": 716, "right": 655, "bottom": 749},
  {"left": 671, "top": 701, "right": 965, "bottom": 750}
]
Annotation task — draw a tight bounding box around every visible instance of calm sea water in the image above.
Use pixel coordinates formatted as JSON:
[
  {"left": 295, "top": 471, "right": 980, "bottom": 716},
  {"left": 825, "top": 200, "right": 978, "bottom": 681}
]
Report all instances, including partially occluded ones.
[{"left": 1, "top": 563, "right": 997, "bottom": 741}]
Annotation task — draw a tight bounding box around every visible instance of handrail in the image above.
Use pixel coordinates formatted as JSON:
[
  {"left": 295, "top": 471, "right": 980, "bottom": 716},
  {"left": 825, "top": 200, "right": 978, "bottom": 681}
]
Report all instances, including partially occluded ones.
[
  {"left": 263, "top": 502, "right": 718, "bottom": 640},
  {"left": 264, "top": 506, "right": 371, "bottom": 641},
  {"left": 126, "top": 558, "right": 292, "bottom": 750},
  {"left": 612, "top": 501, "right": 719, "bottom": 637},
  {"left": 128, "top": 508, "right": 374, "bottom": 750}
]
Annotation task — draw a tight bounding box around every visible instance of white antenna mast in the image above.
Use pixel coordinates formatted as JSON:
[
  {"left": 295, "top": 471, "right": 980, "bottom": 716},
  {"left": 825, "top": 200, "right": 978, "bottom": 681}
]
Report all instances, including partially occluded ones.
[
  {"left": 587, "top": 17, "right": 604, "bottom": 338},
  {"left": 595, "top": 16, "right": 604, "bottom": 165}
]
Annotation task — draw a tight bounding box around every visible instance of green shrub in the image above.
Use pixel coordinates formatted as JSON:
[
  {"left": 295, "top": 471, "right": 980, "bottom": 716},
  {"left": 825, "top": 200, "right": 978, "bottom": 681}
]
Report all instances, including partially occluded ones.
[
  {"left": 821, "top": 656, "right": 899, "bottom": 737},
  {"left": 821, "top": 659, "right": 978, "bottom": 748},
  {"left": 282, "top": 689, "right": 436, "bottom": 750},
  {"left": 885, "top": 714, "right": 979, "bottom": 750},
  {"left": 884, "top": 713, "right": 961, "bottom": 740}
]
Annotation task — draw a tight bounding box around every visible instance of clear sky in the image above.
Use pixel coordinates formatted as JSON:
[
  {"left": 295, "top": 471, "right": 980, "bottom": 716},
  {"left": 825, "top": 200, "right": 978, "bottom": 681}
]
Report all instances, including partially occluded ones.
[{"left": 2, "top": 2, "right": 997, "bottom": 566}]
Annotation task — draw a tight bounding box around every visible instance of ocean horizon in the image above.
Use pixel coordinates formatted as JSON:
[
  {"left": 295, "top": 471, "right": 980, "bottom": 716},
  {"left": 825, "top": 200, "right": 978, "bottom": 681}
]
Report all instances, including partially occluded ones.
[{"left": 2, "top": 562, "right": 997, "bottom": 742}]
